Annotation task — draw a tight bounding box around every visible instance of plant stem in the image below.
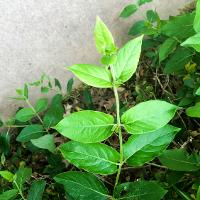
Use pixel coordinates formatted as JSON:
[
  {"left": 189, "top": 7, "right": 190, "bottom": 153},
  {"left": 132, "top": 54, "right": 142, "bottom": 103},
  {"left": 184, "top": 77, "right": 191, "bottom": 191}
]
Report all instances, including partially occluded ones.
[
  {"left": 110, "top": 65, "right": 123, "bottom": 188},
  {"left": 25, "top": 99, "right": 50, "bottom": 133},
  {"left": 113, "top": 86, "right": 123, "bottom": 188},
  {"left": 25, "top": 99, "right": 44, "bottom": 125},
  {"left": 13, "top": 181, "right": 26, "bottom": 200}
]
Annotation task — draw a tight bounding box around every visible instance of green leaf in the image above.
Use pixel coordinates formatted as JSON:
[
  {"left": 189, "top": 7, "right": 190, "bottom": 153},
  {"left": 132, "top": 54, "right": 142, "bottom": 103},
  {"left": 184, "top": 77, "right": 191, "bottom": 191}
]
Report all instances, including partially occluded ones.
[
  {"left": 34, "top": 98, "right": 48, "bottom": 113},
  {"left": 161, "top": 12, "right": 195, "bottom": 40},
  {"left": 137, "top": 0, "right": 153, "bottom": 6},
  {"left": 41, "top": 86, "right": 50, "bottom": 93},
  {"left": 0, "top": 118, "right": 3, "bottom": 127},
  {"left": 128, "top": 21, "right": 146, "bottom": 36},
  {"left": 13, "top": 167, "right": 32, "bottom": 191},
  {"left": 31, "top": 134, "right": 56, "bottom": 153},
  {"left": 114, "top": 180, "right": 167, "bottom": 200},
  {"left": 101, "top": 54, "right": 117, "bottom": 65},
  {"left": 120, "top": 4, "right": 138, "bottom": 18},
  {"left": 181, "top": 33, "right": 200, "bottom": 52},
  {"left": 159, "top": 149, "right": 200, "bottom": 171},
  {"left": 68, "top": 64, "right": 112, "bottom": 88},
  {"left": 94, "top": 16, "right": 116, "bottom": 55},
  {"left": 54, "top": 78, "right": 62, "bottom": 90},
  {"left": 197, "top": 185, "right": 200, "bottom": 200},
  {"left": 146, "top": 10, "right": 159, "bottom": 23},
  {"left": 66, "top": 78, "right": 74, "bottom": 95},
  {"left": 24, "top": 84, "right": 29, "bottom": 99},
  {"left": 186, "top": 102, "right": 200, "bottom": 118},
  {"left": 164, "top": 47, "right": 193, "bottom": 75},
  {"left": 54, "top": 171, "right": 109, "bottom": 200},
  {"left": 0, "top": 171, "right": 14, "bottom": 182},
  {"left": 0, "top": 132, "right": 10, "bottom": 155},
  {"left": 27, "top": 180, "right": 46, "bottom": 200},
  {"left": 121, "top": 100, "right": 178, "bottom": 134},
  {"left": 0, "top": 189, "right": 18, "bottom": 200},
  {"left": 194, "top": 0, "right": 200, "bottom": 33},
  {"left": 55, "top": 110, "right": 114, "bottom": 143},
  {"left": 43, "top": 94, "right": 64, "bottom": 128},
  {"left": 60, "top": 141, "right": 119, "bottom": 175},
  {"left": 16, "top": 124, "right": 44, "bottom": 142},
  {"left": 123, "top": 125, "right": 180, "bottom": 166},
  {"left": 112, "top": 35, "right": 143, "bottom": 84},
  {"left": 196, "top": 87, "right": 200, "bottom": 96},
  {"left": 158, "top": 38, "right": 177, "bottom": 62},
  {"left": 15, "top": 108, "right": 35, "bottom": 122}
]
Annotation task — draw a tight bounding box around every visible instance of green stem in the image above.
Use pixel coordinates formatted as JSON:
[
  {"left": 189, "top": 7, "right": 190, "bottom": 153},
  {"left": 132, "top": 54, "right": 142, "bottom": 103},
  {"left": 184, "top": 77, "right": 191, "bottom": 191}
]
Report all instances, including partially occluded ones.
[
  {"left": 110, "top": 65, "right": 123, "bottom": 188},
  {"left": 25, "top": 99, "right": 50, "bottom": 133},
  {"left": 113, "top": 86, "right": 123, "bottom": 188},
  {"left": 13, "top": 181, "right": 26, "bottom": 200},
  {"left": 25, "top": 99, "right": 44, "bottom": 125}
]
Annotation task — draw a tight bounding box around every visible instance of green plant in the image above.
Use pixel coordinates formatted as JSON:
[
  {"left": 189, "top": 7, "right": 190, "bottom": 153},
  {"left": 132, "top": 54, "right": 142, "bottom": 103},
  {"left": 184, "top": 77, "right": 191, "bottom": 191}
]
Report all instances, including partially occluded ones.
[
  {"left": 0, "top": 167, "right": 46, "bottom": 200},
  {"left": 53, "top": 17, "right": 181, "bottom": 200},
  {"left": 120, "top": 0, "right": 200, "bottom": 109},
  {"left": 120, "top": 0, "right": 153, "bottom": 18},
  {"left": 119, "top": 1, "right": 200, "bottom": 199}
]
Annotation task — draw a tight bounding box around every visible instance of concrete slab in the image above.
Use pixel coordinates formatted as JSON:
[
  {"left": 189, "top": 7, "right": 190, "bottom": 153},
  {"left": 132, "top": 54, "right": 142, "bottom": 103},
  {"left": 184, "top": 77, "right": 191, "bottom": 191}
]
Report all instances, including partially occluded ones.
[{"left": 0, "top": 0, "right": 192, "bottom": 119}]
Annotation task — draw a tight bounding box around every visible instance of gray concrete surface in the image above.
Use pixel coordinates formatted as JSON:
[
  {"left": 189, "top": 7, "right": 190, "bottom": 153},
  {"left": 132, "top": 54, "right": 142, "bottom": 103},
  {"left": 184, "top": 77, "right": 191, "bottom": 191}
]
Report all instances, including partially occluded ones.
[{"left": 0, "top": 0, "right": 191, "bottom": 119}]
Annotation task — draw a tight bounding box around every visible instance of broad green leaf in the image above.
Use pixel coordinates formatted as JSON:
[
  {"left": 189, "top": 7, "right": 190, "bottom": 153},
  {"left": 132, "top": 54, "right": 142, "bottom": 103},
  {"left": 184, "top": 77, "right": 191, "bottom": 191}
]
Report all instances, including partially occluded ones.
[
  {"left": 114, "top": 180, "right": 167, "bottom": 200},
  {"left": 164, "top": 47, "right": 193, "bottom": 74},
  {"left": 123, "top": 125, "right": 180, "bottom": 166},
  {"left": 128, "top": 21, "right": 146, "bottom": 36},
  {"left": 159, "top": 149, "right": 200, "bottom": 171},
  {"left": 43, "top": 94, "right": 64, "bottom": 128},
  {"left": 13, "top": 168, "right": 32, "bottom": 191},
  {"left": 194, "top": 0, "right": 200, "bottom": 33},
  {"left": 0, "top": 189, "right": 18, "bottom": 200},
  {"left": 60, "top": 141, "right": 119, "bottom": 175},
  {"left": 158, "top": 38, "right": 177, "bottom": 62},
  {"left": 68, "top": 64, "right": 112, "bottom": 88},
  {"left": 181, "top": 33, "right": 200, "bottom": 52},
  {"left": 0, "top": 171, "right": 14, "bottom": 182},
  {"left": 121, "top": 100, "right": 178, "bottom": 134},
  {"left": 120, "top": 4, "right": 138, "bottom": 18},
  {"left": 161, "top": 12, "right": 196, "bottom": 40},
  {"left": 15, "top": 108, "right": 35, "bottom": 122},
  {"left": 34, "top": 98, "right": 48, "bottom": 113},
  {"left": 94, "top": 16, "right": 116, "bottom": 55},
  {"left": 16, "top": 124, "right": 44, "bottom": 142},
  {"left": 55, "top": 110, "right": 114, "bottom": 143},
  {"left": 27, "top": 180, "right": 46, "bottom": 200},
  {"left": 54, "top": 171, "right": 109, "bottom": 200},
  {"left": 137, "top": 0, "right": 153, "bottom": 6},
  {"left": 31, "top": 134, "right": 55, "bottom": 153},
  {"left": 112, "top": 35, "right": 143, "bottom": 84},
  {"left": 186, "top": 102, "right": 200, "bottom": 118}
]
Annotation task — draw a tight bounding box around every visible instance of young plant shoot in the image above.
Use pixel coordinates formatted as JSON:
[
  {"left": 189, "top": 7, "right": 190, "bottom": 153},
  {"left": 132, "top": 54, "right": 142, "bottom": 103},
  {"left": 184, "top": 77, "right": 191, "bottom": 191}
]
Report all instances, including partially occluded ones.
[{"left": 54, "top": 17, "right": 180, "bottom": 199}]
